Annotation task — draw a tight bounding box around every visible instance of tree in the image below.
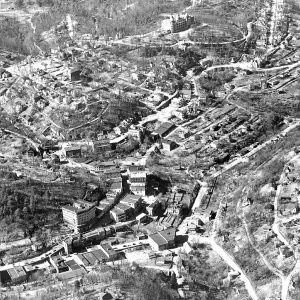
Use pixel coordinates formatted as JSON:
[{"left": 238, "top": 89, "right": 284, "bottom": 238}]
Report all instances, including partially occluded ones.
[
  {"left": 29, "top": 195, "right": 36, "bottom": 213},
  {"left": 170, "top": 273, "right": 177, "bottom": 289},
  {"left": 14, "top": 208, "right": 22, "bottom": 220},
  {"left": 15, "top": 0, "right": 24, "bottom": 9},
  {"left": 23, "top": 206, "right": 29, "bottom": 220}
]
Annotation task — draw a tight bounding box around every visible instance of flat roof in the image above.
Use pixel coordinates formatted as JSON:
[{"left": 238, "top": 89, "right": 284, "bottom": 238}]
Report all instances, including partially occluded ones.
[
  {"left": 56, "top": 268, "right": 87, "bottom": 281},
  {"left": 128, "top": 165, "right": 145, "bottom": 172},
  {"left": 116, "top": 203, "right": 132, "bottom": 211},
  {"left": 91, "top": 249, "right": 108, "bottom": 261},
  {"left": 100, "top": 243, "right": 117, "bottom": 256},
  {"left": 159, "top": 227, "right": 176, "bottom": 243},
  {"left": 82, "top": 252, "right": 98, "bottom": 265},
  {"left": 121, "top": 194, "right": 141, "bottom": 204},
  {"left": 131, "top": 186, "right": 145, "bottom": 191},
  {"left": 110, "top": 181, "right": 122, "bottom": 190},
  {"left": 62, "top": 200, "right": 96, "bottom": 214},
  {"left": 77, "top": 254, "right": 90, "bottom": 266}
]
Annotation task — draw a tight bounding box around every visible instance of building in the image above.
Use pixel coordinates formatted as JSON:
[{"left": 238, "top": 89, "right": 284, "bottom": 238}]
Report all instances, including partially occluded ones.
[
  {"left": 120, "top": 194, "right": 142, "bottom": 211},
  {"left": 62, "top": 200, "right": 97, "bottom": 233},
  {"left": 56, "top": 268, "right": 87, "bottom": 281},
  {"left": 148, "top": 227, "right": 176, "bottom": 251},
  {"left": 162, "top": 139, "right": 179, "bottom": 152},
  {"left": 64, "top": 146, "right": 82, "bottom": 158},
  {"left": 109, "top": 180, "right": 123, "bottom": 194},
  {"left": 31, "top": 241, "right": 45, "bottom": 252},
  {"left": 280, "top": 202, "right": 299, "bottom": 216},
  {"left": 146, "top": 200, "right": 161, "bottom": 216},
  {"left": 151, "top": 122, "right": 177, "bottom": 139},
  {"left": 110, "top": 203, "right": 133, "bottom": 222},
  {"left": 161, "top": 14, "right": 194, "bottom": 33},
  {"left": 181, "top": 89, "right": 192, "bottom": 101},
  {"left": 69, "top": 68, "right": 82, "bottom": 81},
  {"left": 104, "top": 168, "right": 121, "bottom": 180},
  {"left": 128, "top": 125, "right": 142, "bottom": 141},
  {"left": 130, "top": 185, "right": 146, "bottom": 197},
  {"left": 1, "top": 266, "right": 27, "bottom": 284},
  {"left": 99, "top": 243, "right": 118, "bottom": 260},
  {"left": 0, "top": 68, "right": 12, "bottom": 79},
  {"left": 50, "top": 256, "right": 69, "bottom": 273},
  {"left": 90, "top": 161, "right": 116, "bottom": 172},
  {"left": 93, "top": 139, "right": 111, "bottom": 153},
  {"left": 128, "top": 165, "right": 147, "bottom": 196}
]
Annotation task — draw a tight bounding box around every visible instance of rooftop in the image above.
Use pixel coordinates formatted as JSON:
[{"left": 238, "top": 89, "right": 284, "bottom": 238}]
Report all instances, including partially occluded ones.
[
  {"left": 62, "top": 199, "right": 96, "bottom": 214},
  {"left": 56, "top": 268, "right": 87, "bottom": 281},
  {"left": 128, "top": 165, "right": 146, "bottom": 172},
  {"left": 153, "top": 122, "right": 176, "bottom": 136},
  {"left": 149, "top": 227, "right": 176, "bottom": 246}
]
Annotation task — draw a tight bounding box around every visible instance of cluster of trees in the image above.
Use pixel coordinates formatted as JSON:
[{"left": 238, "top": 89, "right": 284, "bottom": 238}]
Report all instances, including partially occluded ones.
[
  {"left": 114, "top": 264, "right": 177, "bottom": 300},
  {"left": 199, "top": 69, "right": 236, "bottom": 94},
  {"left": 0, "top": 16, "right": 34, "bottom": 54},
  {"left": 0, "top": 185, "right": 54, "bottom": 235},
  {"left": 32, "top": 0, "right": 191, "bottom": 50},
  {"left": 174, "top": 49, "right": 205, "bottom": 76},
  {"left": 183, "top": 244, "right": 231, "bottom": 300}
]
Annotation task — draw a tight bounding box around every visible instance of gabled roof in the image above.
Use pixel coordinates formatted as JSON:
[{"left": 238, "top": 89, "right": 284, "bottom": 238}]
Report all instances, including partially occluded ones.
[
  {"left": 153, "top": 122, "right": 176, "bottom": 136},
  {"left": 149, "top": 233, "right": 167, "bottom": 247}
]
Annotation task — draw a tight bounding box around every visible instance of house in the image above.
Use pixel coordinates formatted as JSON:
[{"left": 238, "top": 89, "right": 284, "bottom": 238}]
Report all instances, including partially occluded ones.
[
  {"left": 69, "top": 67, "right": 82, "bottom": 81},
  {"left": 151, "top": 122, "right": 177, "bottom": 139},
  {"left": 0, "top": 68, "right": 12, "bottom": 79},
  {"left": 181, "top": 89, "right": 192, "bottom": 101},
  {"left": 56, "top": 268, "right": 87, "bottom": 281},
  {"left": 93, "top": 140, "right": 111, "bottom": 153},
  {"left": 62, "top": 200, "right": 97, "bottom": 233},
  {"left": 280, "top": 202, "right": 299, "bottom": 216},
  {"left": 120, "top": 194, "right": 142, "bottom": 211},
  {"left": 64, "top": 146, "right": 82, "bottom": 158},
  {"left": 162, "top": 139, "right": 179, "bottom": 151},
  {"left": 31, "top": 241, "right": 45, "bottom": 252},
  {"left": 2, "top": 266, "right": 27, "bottom": 284},
  {"left": 146, "top": 200, "right": 161, "bottom": 216},
  {"left": 148, "top": 227, "right": 176, "bottom": 251},
  {"left": 91, "top": 161, "right": 116, "bottom": 172},
  {"left": 128, "top": 125, "right": 142, "bottom": 141}
]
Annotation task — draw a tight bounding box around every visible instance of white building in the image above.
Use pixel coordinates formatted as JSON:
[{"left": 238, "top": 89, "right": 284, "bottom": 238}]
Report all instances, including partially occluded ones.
[{"left": 62, "top": 200, "right": 96, "bottom": 233}]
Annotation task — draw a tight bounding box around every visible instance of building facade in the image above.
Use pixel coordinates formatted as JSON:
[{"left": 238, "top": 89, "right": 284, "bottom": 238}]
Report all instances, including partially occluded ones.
[
  {"left": 161, "top": 14, "right": 194, "bottom": 33},
  {"left": 62, "top": 200, "right": 97, "bottom": 233}
]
